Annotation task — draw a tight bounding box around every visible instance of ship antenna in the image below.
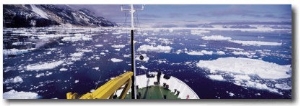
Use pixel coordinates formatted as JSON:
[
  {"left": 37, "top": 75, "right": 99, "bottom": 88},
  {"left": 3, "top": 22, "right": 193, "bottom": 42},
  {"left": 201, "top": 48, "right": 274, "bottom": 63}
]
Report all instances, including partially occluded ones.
[{"left": 121, "top": 4, "right": 144, "bottom": 99}]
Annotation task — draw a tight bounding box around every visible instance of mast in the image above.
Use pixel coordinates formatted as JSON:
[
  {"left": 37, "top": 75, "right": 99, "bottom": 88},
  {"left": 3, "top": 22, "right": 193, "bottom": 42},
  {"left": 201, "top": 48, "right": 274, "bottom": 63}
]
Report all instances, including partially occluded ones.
[{"left": 121, "top": 4, "right": 144, "bottom": 99}]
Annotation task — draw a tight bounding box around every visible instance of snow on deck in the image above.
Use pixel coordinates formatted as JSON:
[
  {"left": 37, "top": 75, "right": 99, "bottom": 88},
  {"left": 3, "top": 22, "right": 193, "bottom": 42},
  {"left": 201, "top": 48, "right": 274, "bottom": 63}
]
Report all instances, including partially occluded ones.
[{"left": 135, "top": 73, "right": 199, "bottom": 99}]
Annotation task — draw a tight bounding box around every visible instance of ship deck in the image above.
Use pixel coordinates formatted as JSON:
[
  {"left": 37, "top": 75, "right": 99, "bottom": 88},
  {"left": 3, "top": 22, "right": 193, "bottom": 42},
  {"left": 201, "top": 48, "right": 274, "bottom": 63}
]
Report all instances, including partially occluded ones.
[{"left": 125, "top": 85, "right": 179, "bottom": 99}]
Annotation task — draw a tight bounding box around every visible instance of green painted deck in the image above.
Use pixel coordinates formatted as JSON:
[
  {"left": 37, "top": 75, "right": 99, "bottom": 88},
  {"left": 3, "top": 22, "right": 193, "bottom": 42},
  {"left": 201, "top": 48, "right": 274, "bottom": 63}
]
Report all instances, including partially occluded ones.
[{"left": 125, "top": 86, "right": 179, "bottom": 99}]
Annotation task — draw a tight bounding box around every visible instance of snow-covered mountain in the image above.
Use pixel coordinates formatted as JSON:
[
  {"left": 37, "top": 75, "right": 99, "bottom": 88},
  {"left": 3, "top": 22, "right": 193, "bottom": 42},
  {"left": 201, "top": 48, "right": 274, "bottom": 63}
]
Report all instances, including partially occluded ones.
[{"left": 3, "top": 5, "right": 117, "bottom": 28}]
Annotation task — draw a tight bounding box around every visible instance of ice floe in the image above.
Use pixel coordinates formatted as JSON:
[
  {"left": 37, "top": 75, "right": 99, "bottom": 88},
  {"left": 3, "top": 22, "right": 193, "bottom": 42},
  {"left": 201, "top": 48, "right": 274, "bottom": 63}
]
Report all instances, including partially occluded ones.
[
  {"left": 200, "top": 35, "right": 281, "bottom": 46},
  {"left": 93, "top": 67, "right": 100, "bottom": 70},
  {"left": 190, "top": 29, "right": 210, "bottom": 35},
  {"left": 3, "top": 48, "right": 34, "bottom": 56},
  {"left": 111, "top": 44, "right": 126, "bottom": 49},
  {"left": 197, "top": 57, "right": 291, "bottom": 79},
  {"left": 207, "top": 75, "right": 224, "bottom": 81},
  {"left": 3, "top": 90, "right": 39, "bottom": 99},
  {"left": 233, "top": 75, "right": 251, "bottom": 81},
  {"left": 186, "top": 50, "right": 213, "bottom": 55},
  {"left": 123, "top": 54, "right": 131, "bottom": 58},
  {"left": 158, "top": 38, "right": 173, "bottom": 45},
  {"left": 26, "top": 61, "right": 64, "bottom": 71},
  {"left": 59, "top": 68, "right": 68, "bottom": 71},
  {"left": 137, "top": 65, "right": 148, "bottom": 70},
  {"left": 232, "top": 51, "right": 251, "bottom": 56},
  {"left": 275, "top": 83, "right": 292, "bottom": 90},
  {"left": 111, "top": 58, "right": 123, "bottom": 62},
  {"left": 216, "top": 51, "right": 226, "bottom": 55},
  {"left": 202, "top": 35, "right": 232, "bottom": 41},
  {"left": 95, "top": 44, "right": 103, "bottom": 47},
  {"left": 70, "top": 52, "right": 84, "bottom": 61},
  {"left": 145, "top": 38, "right": 151, "bottom": 42},
  {"left": 77, "top": 49, "right": 92, "bottom": 52},
  {"left": 61, "top": 35, "right": 92, "bottom": 42},
  {"left": 196, "top": 57, "right": 291, "bottom": 93},
  {"left": 35, "top": 73, "right": 45, "bottom": 78},
  {"left": 137, "top": 45, "right": 172, "bottom": 53},
  {"left": 229, "top": 40, "right": 282, "bottom": 46},
  {"left": 225, "top": 47, "right": 244, "bottom": 51},
  {"left": 4, "top": 76, "right": 23, "bottom": 84}
]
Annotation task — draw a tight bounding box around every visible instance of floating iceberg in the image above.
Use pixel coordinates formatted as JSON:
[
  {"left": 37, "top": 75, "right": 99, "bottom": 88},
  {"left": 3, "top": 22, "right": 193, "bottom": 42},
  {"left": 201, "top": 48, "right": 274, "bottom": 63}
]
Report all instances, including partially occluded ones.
[
  {"left": 3, "top": 90, "right": 39, "bottom": 99},
  {"left": 111, "top": 58, "right": 123, "bottom": 62},
  {"left": 137, "top": 45, "right": 172, "bottom": 53},
  {"left": 26, "top": 61, "right": 64, "bottom": 71}
]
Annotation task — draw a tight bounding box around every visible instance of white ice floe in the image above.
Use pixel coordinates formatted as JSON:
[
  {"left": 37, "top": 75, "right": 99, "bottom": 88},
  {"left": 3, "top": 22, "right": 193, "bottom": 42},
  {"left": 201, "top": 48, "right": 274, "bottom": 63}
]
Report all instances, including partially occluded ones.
[
  {"left": 190, "top": 29, "right": 210, "bottom": 35},
  {"left": 35, "top": 73, "right": 45, "bottom": 78},
  {"left": 197, "top": 57, "right": 291, "bottom": 79},
  {"left": 3, "top": 48, "right": 33, "bottom": 56},
  {"left": 61, "top": 35, "right": 92, "bottom": 42},
  {"left": 176, "top": 50, "right": 183, "bottom": 54},
  {"left": 233, "top": 75, "right": 251, "bottom": 81},
  {"left": 156, "top": 59, "right": 168, "bottom": 64},
  {"left": 4, "top": 76, "right": 23, "bottom": 84},
  {"left": 216, "top": 51, "right": 226, "bottom": 55},
  {"left": 70, "top": 52, "right": 84, "bottom": 61},
  {"left": 158, "top": 38, "right": 173, "bottom": 45},
  {"left": 196, "top": 57, "right": 291, "bottom": 79},
  {"left": 3, "top": 90, "right": 39, "bottom": 99},
  {"left": 77, "top": 49, "right": 92, "bottom": 52},
  {"left": 202, "top": 35, "right": 232, "bottom": 41},
  {"left": 12, "top": 42, "right": 32, "bottom": 46},
  {"left": 123, "top": 54, "right": 131, "bottom": 58},
  {"left": 59, "top": 68, "right": 68, "bottom": 71},
  {"left": 137, "top": 45, "right": 172, "bottom": 53},
  {"left": 229, "top": 40, "right": 282, "bottom": 46},
  {"left": 95, "top": 44, "right": 103, "bottom": 47},
  {"left": 100, "top": 52, "right": 106, "bottom": 56},
  {"left": 232, "top": 51, "right": 251, "bottom": 56},
  {"left": 242, "top": 81, "right": 279, "bottom": 93},
  {"left": 93, "top": 67, "right": 99, "bottom": 70},
  {"left": 111, "top": 58, "right": 123, "bottom": 62},
  {"left": 275, "top": 83, "right": 292, "bottom": 90},
  {"left": 225, "top": 47, "right": 244, "bottom": 51},
  {"left": 26, "top": 61, "right": 64, "bottom": 71},
  {"left": 186, "top": 50, "right": 213, "bottom": 55},
  {"left": 145, "top": 38, "right": 151, "bottom": 42},
  {"left": 137, "top": 65, "right": 148, "bottom": 70},
  {"left": 228, "top": 92, "right": 235, "bottom": 97},
  {"left": 207, "top": 75, "right": 225, "bottom": 81},
  {"left": 111, "top": 44, "right": 126, "bottom": 49}
]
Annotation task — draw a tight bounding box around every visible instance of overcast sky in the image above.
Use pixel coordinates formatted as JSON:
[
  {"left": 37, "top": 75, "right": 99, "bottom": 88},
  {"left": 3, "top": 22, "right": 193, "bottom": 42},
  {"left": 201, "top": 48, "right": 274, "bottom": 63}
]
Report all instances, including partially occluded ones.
[{"left": 70, "top": 5, "right": 291, "bottom": 27}]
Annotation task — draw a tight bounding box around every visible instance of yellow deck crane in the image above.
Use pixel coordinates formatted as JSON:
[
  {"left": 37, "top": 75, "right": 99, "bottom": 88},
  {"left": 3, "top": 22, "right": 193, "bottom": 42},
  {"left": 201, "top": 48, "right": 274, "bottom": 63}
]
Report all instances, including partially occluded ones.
[{"left": 66, "top": 72, "right": 133, "bottom": 99}]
